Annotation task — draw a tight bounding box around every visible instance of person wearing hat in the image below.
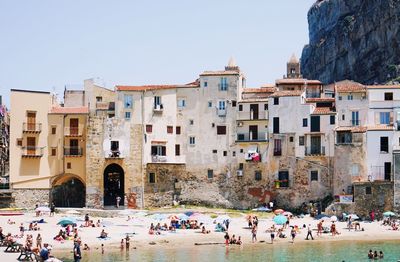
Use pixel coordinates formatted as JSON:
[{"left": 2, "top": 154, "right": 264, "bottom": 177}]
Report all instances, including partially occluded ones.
[{"left": 73, "top": 238, "right": 82, "bottom": 262}]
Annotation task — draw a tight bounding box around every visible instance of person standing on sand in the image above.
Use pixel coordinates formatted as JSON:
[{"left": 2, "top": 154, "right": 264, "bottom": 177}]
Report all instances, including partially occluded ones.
[
  {"left": 50, "top": 202, "right": 55, "bottom": 217},
  {"left": 73, "top": 238, "right": 82, "bottom": 262},
  {"left": 224, "top": 232, "right": 230, "bottom": 246},
  {"left": 291, "top": 228, "right": 296, "bottom": 243},
  {"left": 36, "top": 233, "right": 42, "bottom": 249},
  {"left": 251, "top": 225, "right": 257, "bottom": 243},
  {"left": 125, "top": 235, "right": 130, "bottom": 250},
  {"left": 270, "top": 229, "right": 275, "bottom": 244},
  {"left": 317, "top": 220, "right": 323, "bottom": 236},
  {"left": 305, "top": 224, "right": 314, "bottom": 240}
]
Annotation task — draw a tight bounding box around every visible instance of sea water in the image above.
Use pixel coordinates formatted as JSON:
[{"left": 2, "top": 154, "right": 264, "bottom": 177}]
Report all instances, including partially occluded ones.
[{"left": 54, "top": 240, "right": 400, "bottom": 261}]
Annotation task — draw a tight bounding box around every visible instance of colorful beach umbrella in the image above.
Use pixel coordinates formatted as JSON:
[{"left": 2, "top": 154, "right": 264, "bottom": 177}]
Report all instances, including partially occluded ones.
[
  {"left": 346, "top": 214, "right": 359, "bottom": 220},
  {"left": 177, "top": 213, "right": 189, "bottom": 221},
  {"left": 330, "top": 215, "right": 338, "bottom": 222},
  {"left": 273, "top": 215, "right": 288, "bottom": 225},
  {"left": 274, "top": 209, "right": 284, "bottom": 215},
  {"left": 383, "top": 211, "right": 396, "bottom": 217},
  {"left": 57, "top": 217, "right": 77, "bottom": 226}
]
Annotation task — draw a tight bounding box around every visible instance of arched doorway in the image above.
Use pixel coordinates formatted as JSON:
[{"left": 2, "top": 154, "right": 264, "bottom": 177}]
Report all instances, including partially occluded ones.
[
  {"left": 52, "top": 178, "right": 85, "bottom": 207},
  {"left": 103, "top": 163, "right": 124, "bottom": 206}
]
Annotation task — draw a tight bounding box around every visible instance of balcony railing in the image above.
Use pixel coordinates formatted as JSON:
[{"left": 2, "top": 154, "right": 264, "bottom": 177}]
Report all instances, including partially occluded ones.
[
  {"left": 237, "top": 111, "right": 268, "bottom": 121},
  {"left": 106, "top": 150, "right": 123, "bottom": 159},
  {"left": 153, "top": 104, "right": 164, "bottom": 113},
  {"left": 64, "top": 147, "right": 83, "bottom": 156},
  {"left": 351, "top": 120, "right": 360, "bottom": 126},
  {"left": 23, "top": 123, "right": 42, "bottom": 133},
  {"left": 236, "top": 132, "right": 268, "bottom": 142},
  {"left": 21, "top": 147, "right": 43, "bottom": 157},
  {"left": 64, "top": 126, "right": 83, "bottom": 136},
  {"left": 152, "top": 155, "right": 167, "bottom": 163},
  {"left": 305, "top": 146, "right": 325, "bottom": 156}
]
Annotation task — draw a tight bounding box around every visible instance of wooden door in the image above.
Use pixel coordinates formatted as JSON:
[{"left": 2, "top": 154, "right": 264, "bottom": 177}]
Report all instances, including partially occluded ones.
[
  {"left": 27, "top": 137, "right": 36, "bottom": 155},
  {"left": 27, "top": 112, "right": 36, "bottom": 131},
  {"left": 70, "top": 119, "right": 79, "bottom": 135}
]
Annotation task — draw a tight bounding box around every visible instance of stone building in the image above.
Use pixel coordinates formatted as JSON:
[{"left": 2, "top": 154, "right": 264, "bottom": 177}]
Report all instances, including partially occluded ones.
[{"left": 0, "top": 96, "right": 11, "bottom": 207}]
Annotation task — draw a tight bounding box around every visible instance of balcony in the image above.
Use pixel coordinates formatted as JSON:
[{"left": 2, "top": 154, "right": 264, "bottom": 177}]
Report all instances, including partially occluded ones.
[
  {"left": 64, "top": 147, "right": 83, "bottom": 157},
  {"left": 64, "top": 126, "right": 83, "bottom": 137},
  {"left": 153, "top": 104, "right": 164, "bottom": 113},
  {"left": 217, "top": 109, "right": 226, "bottom": 117},
  {"left": 237, "top": 111, "right": 268, "bottom": 121},
  {"left": 105, "top": 150, "right": 123, "bottom": 159},
  {"left": 21, "top": 147, "right": 43, "bottom": 157},
  {"left": 23, "top": 123, "right": 42, "bottom": 133},
  {"left": 151, "top": 155, "right": 167, "bottom": 163},
  {"left": 350, "top": 120, "right": 360, "bottom": 126},
  {"left": 236, "top": 132, "right": 268, "bottom": 143},
  {"left": 305, "top": 146, "right": 325, "bottom": 156}
]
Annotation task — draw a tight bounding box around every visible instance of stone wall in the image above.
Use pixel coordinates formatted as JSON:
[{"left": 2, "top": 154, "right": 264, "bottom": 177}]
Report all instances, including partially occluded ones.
[
  {"left": 12, "top": 189, "right": 50, "bottom": 209},
  {"left": 353, "top": 181, "right": 393, "bottom": 219},
  {"left": 394, "top": 153, "right": 400, "bottom": 213}
]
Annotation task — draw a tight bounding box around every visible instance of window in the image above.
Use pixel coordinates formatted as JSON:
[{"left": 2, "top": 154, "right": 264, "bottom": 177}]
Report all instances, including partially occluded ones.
[
  {"left": 384, "top": 92, "right": 393, "bottom": 101},
  {"left": 175, "top": 144, "right": 180, "bottom": 156},
  {"left": 154, "top": 96, "right": 162, "bottom": 109},
  {"left": 299, "top": 136, "right": 305, "bottom": 146},
  {"left": 380, "top": 137, "right": 389, "bottom": 153},
  {"left": 289, "top": 136, "right": 294, "bottom": 142},
  {"left": 167, "top": 126, "right": 173, "bottom": 134},
  {"left": 151, "top": 145, "right": 166, "bottom": 156},
  {"left": 303, "top": 118, "right": 308, "bottom": 127},
  {"left": 351, "top": 164, "right": 359, "bottom": 176},
  {"left": 232, "top": 151, "right": 236, "bottom": 157},
  {"left": 232, "top": 100, "right": 237, "bottom": 107},
  {"left": 380, "top": 112, "right": 390, "bottom": 125},
  {"left": 51, "top": 148, "right": 57, "bottom": 156},
  {"left": 365, "top": 186, "right": 372, "bottom": 195},
  {"left": 264, "top": 104, "right": 268, "bottom": 110},
  {"left": 337, "top": 132, "right": 352, "bottom": 144},
  {"left": 124, "top": 95, "right": 133, "bottom": 108},
  {"left": 176, "top": 126, "right": 181, "bottom": 135},
  {"left": 274, "top": 139, "right": 282, "bottom": 156},
  {"left": 111, "top": 141, "right": 119, "bottom": 151},
  {"left": 273, "top": 97, "right": 279, "bottom": 105},
  {"left": 207, "top": 169, "right": 214, "bottom": 179},
  {"left": 338, "top": 96, "right": 342, "bottom": 100},
  {"left": 330, "top": 115, "right": 335, "bottom": 125},
  {"left": 273, "top": 117, "right": 280, "bottom": 134},
  {"left": 223, "top": 151, "right": 227, "bottom": 156},
  {"left": 255, "top": 171, "right": 262, "bottom": 181},
  {"left": 67, "top": 162, "right": 71, "bottom": 169},
  {"left": 240, "top": 149, "right": 243, "bottom": 153},
  {"left": 347, "top": 94, "right": 353, "bottom": 100},
  {"left": 204, "top": 81, "right": 208, "bottom": 87},
  {"left": 189, "top": 119, "right": 194, "bottom": 125},
  {"left": 278, "top": 171, "right": 289, "bottom": 188},
  {"left": 17, "top": 138, "right": 22, "bottom": 146},
  {"left": 125, "top": 112, "right": 131, "bottom": 120},
  {"left": 217, "top": 126, "right": 227, "bottom": 135},
  {"left": 211, "top": 123, "right": 215, "bottom": 128},
  {"left": 51, "top": 126, "right": 56, "bottom": 134},
  {"left": 238, "top": 104, "right": 243, "bottom": 111},
  {"left": 96, "top": 96, "right": 102, "bottom": 102},
  {"left": 239, "top": 163, "right": 244, "bottom": 170},
  {"left": 310, "top": 170, "right": 318, "bottom": 181},
  {"left": 208, "top": 101, "right": 212, "bottom": 108},
  {"left": 212, "top": 149, "right": 217, "bottom": 154},
  {"left": 342, "top": 114, "right": 345, "bottom": 121},
  {"left": 149, "top": 173, "right": 156, "bottom": 184},
  {"left": 189, "top": 136, "right": 195, "bottom": 145},
  {"left": 352, "top": 111, "right": 359, "bottom": 126},
  {"left": 146, "top": 125, "right": 152, "bottom": 133},
  {"left": 177, "top": 98, "right": 186, "bottom": 108},
  {"left": 219, "top": 77, "right": 228, "bottom": 91},
  {"left": 310, "top": 116, "right": 320, "bottom": 132},
  {"left": 218, "top": 101, "right": 226, "bottom": 110}
]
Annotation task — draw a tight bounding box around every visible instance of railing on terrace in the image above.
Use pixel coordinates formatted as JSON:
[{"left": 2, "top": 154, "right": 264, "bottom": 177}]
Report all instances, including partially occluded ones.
[
  {"left": 21, "top": 147, "right": 43, "bottom": 157},
  {"left": 23, "top": 123, "right": 42, "bottom": 133},
  {"left": 64, "top": 147, "right": 83, "bottom": 156},
  {"left": 305, "top": 146, "right": 325, "bottom": 156}
]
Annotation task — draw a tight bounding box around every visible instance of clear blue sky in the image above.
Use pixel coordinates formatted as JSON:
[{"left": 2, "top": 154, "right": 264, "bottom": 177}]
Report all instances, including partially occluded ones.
[{"left": 0, "top": 0, "right": 315, "bottom": 107}]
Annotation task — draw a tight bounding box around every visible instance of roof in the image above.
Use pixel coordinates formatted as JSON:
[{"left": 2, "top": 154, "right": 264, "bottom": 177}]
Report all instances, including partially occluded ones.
[
  {"left": 305, "top": 97, "right": 335, "bottom": 103},
  {"left": 115, "top": 83, "right": 199, "bottom": 92},
  {"left": 311, "top": 107, "right": 335, "bottom": 115},
  {"left": 367, "top": 125, "right": 394, "bottom": 131},
  {"left": 270, "top": 90, "right": 303, "bottom": 97},
  {"left": 200, "top": 70, "right": 240, "bottom": 76},
  {"left": 10, "top": 89, "right": 50, "bottom": 94},
  {"left": 335, "top": 126, "right": 367, "bottom": 133},
  {"left": 275, "top": 78, "right": 322, "bottom": 85},
  {"left": 333, "top": 80, "right": 366, "bottom": 93},
  {"left": 50, "top": 106, "right": 89, "bottom": 114},
  {"left": 367, "top": 84, "right": 400, "bottom": 89},
  {"left": 242, "top": 87, "right": 276, "bottom": 94}
]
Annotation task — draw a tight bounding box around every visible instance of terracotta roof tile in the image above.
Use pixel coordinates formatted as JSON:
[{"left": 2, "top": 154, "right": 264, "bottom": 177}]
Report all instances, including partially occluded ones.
[
  {"left": 305, "top": 97, "right": 335, "bottom": 103},
  {"left": 333, "top": 80, "right": 367, "bottom": 93},
  {"left": 367, "top": 125, "right": 394, "bottom": 131},
  {"left": 242, "top": 87, "right": 276, "bottom": 94},
  {"left": 270, "top": 90, "right": 303, "bottom": 97},
  {"left": 335, "top": 126, "right": 367, "bottom": 133},
  {"left": 367, "top": 84, "right": 400, "bottom": 89},
  {"left": 311, "top": 107, "right": 335, "bottom": 115},
  {"left": 50, "top": 106, "right": 89, "bottom": 114},
  {"left": 116, "top": 83, "right": 198, "bottom": 91},
  {"left": 275, "top": 78, "right": 322, "bottom": 85}
]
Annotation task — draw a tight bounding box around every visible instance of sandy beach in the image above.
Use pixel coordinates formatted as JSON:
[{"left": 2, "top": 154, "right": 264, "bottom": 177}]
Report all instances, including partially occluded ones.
[{"left": 0, "top": 208, "right": 399, "bottom": 260}]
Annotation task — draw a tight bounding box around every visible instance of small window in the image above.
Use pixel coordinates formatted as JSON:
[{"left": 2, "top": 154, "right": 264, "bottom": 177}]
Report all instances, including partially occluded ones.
[
  {"left": 207, "top": 169, "right": 213, "bottom": 179},
  {"left": 212, "top": 149, "right": 217, "bottom": 154},
  {"left": 232, "top": 151, "right": 236, "bottom": 157},
  {"left": 177, "top": 98, "right": 186, "bottom": 108},
  {"left": 289, "top": 136, "right": 294, "bottom": 142},
  {"left": 299, "top": 136, "right": 305, "bottom": 146},
  {"left": 347, "top": 94, "right": 353, "bottom": 100},
  {"left": 274, "top": 97, "right": 279, "bottom": 105},
  {"left": 176, "top": 126, "right": 181, "bottom": 135},
  {"left": 96, "top": 96, "right": 102, "bottom": 102},
  {"left": 67, "top": 162, "right": 72, "bottom": 169},
  {"left": 149, "top": 173, "right": 156, "bottom": 184},
  {"left": 232, "top": 100, "right": 237, "bottom": 107},
  {"left": 239, "top": 163, "right": 244, "bottom": 170},
  {"left": 204, "top": 81, "right": 208, "bottom": 87},
  {"left": 223, "top": 151, "right": 227, "bottom": 156},
  {"left": 255, "top": 171, "right": 262, "bottom": 181},
  {"left": 342, "top": 114, "right": 345, "bottom": 121},
  {"left": 330, "top": 115, "right": 335, "bottom": 125},
  {"left": 124, "top": 95, "right": 133, "bottom": 108},
  {"left": 146, "top": 125, "right": 152, "bottom": 133},
  {"left": 208, "top": 101, "right": 212, "bottom": 108},
  {"left": 303, "top": 118, "right": 308, "bottom": 127},
  {"left": 240, "top": 149, "right": 244, "bottom": 153},
  {"left": 189, "top": 119, "right": 194, "bottom": 125},
  {"left": 125, "top": 112, "right": 131, "bottom": 120},
  {"left": 380, "top": 136, "right": 389, "bottom": 153},
  {"left": 175, "top": 144, "right": 180, "bottom": 156},
  {"left": 189, "top": 136, "right": 195, "bottom": 145},
  {"left": 338, "top": 96, "right": 342, "bottom": 100},
  {"left": 384, "top": 92, "right": 393, "bottom": 101},
  {"left": 310, "top": 170, "right": 318, "bottom": 181},
  {"left": 167, "top": 126, "right": 173, "bottom": 134},
  {"left": 51, "top": 127, "right": 56, "bottom": 135},
  {"left": 238, "top": 104, "right": 243, "bottom": 111},
  {"left": 365, "top": 186, "right": 372, "bottom": 195},
  {"left": 264, "top": 104, "right": 268, "bottom": 110},
  {"left": 17, "top": 138, "right": 22, "bottom": 146},
  {"left": 211, "top": 123, "right": 215, "bottom": 128},
  {"left": 217, "top": 126, "right": 227, "bottom": 135},
  {"left": 51, "top": 148, "right": 57, "bottom": 156}
]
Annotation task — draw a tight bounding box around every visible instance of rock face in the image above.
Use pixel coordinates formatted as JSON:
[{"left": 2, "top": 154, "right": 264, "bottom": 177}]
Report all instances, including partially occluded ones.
[{"left": 301, "top": 0, "right": 400, "bottom": 84}]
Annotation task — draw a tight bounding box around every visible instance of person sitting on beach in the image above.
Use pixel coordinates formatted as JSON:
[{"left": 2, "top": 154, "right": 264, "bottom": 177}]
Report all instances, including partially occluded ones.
[
  {"left": 99, "top": 229, "right": 108, "bottom": 239},
  {"left": 230, "top": 234, "right": 237, "bottom": 244},
  {"left": 7, "top": 219, "right": 15, "bottom": 225},
  {"left": 96, "top": 220, "right": 101, "bottom": 227},
  {"left": 149, "top": 224, "right": 155, "bottom": 235},
  {"left": 84, "top": 214, "right": 90, "bottom": 227},
  {"left": 162, "top": 223, "right": 168, "bottom": 231},
  {"left": 33, "top": 223, "right": 40, "bottom": 231},
  {"left": 83, "top": 243, "right": 90, "bottom": 251},
  {"left": 391, "top": 223, "right": 398, "bottom": 231},
  {"left": 155, "top": 223, "right": 161, "bottom": 231},
  {"left": 277, "top": 228, "right": 286, "bottom": 238},
  {"left": 29, "top": 223, "right": 34, "bottom": 231},
  {"left": 354, "top": 221, "right": 361, "bottom": 231},
  {"left": 201, "top": 226, "right": 210, "bottom": 234},
  {"left": 53, "top": 230, "right": 64, "bottom": 241},
  {"left": 237, "top": 236, "right": 242, "bottom": 245}
]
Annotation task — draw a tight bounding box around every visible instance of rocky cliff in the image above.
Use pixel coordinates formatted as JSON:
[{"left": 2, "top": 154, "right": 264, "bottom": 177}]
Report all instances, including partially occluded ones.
[{"left": 301, "top": 0, "right": 400, "bottom": 84}]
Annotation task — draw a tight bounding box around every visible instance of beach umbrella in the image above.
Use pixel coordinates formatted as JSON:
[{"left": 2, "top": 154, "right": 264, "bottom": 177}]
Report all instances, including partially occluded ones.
[
  {"left": 57, "top": 217, "right": 77, "bottom": 226},
  {"left": 184, "top": 211, "right": 194, "bottom": 217},
  {"left": 215, "top": 215, "right": 231, "bottom": 223},
  {"left": 273, "top": 215, "right": 288, "bottom": 225},
  {"left": 36, "top": 206, "right": 50, "bottom": 212},
  {"left": 65, "top": 210, "right": 80, "bottom": 215},
  {"left": 330, "top": 215, "right": 338, "bottom": 222},
  {"left": 315, "top": 214, "right": 329, "bottom": 220},
  {"left": 177, "top": 213, "right": 189, "bottom": 221},
  {"left": 283, "top": 211, "right": 293, "bottom": 217},
  {"left": 274, "top": 209, "right": 284, "bottom": 215},
  {"left": 346, "top": 214, "right": 359, "bottom": 220},
  {"left": 188, "top": 213, "right": 201, "bottom": 220},
  {"left": 383, "top": 211, "right": 396, "bottom": 217}
]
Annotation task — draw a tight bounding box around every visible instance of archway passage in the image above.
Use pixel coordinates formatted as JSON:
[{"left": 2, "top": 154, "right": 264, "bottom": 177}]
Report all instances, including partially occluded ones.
[
  {"left": 52, "top": 178, "right": 85, "bottom": 207},
  {"left": 103, "top": 163, "right": 124, "bottom": 206}
]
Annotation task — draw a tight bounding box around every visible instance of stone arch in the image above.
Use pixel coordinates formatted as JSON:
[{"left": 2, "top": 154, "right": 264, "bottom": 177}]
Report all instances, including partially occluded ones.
[
  {"left": 103, "top": 163, "right": 125, "bottom": 206},
  {"left": 51, "top": 174, "right": 86, "bottom": 208}
]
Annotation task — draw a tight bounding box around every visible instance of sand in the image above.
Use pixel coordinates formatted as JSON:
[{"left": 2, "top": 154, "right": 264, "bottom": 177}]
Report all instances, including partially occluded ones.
[{"left": 0, "top": 209, "right": 399, "bottom": 260}]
